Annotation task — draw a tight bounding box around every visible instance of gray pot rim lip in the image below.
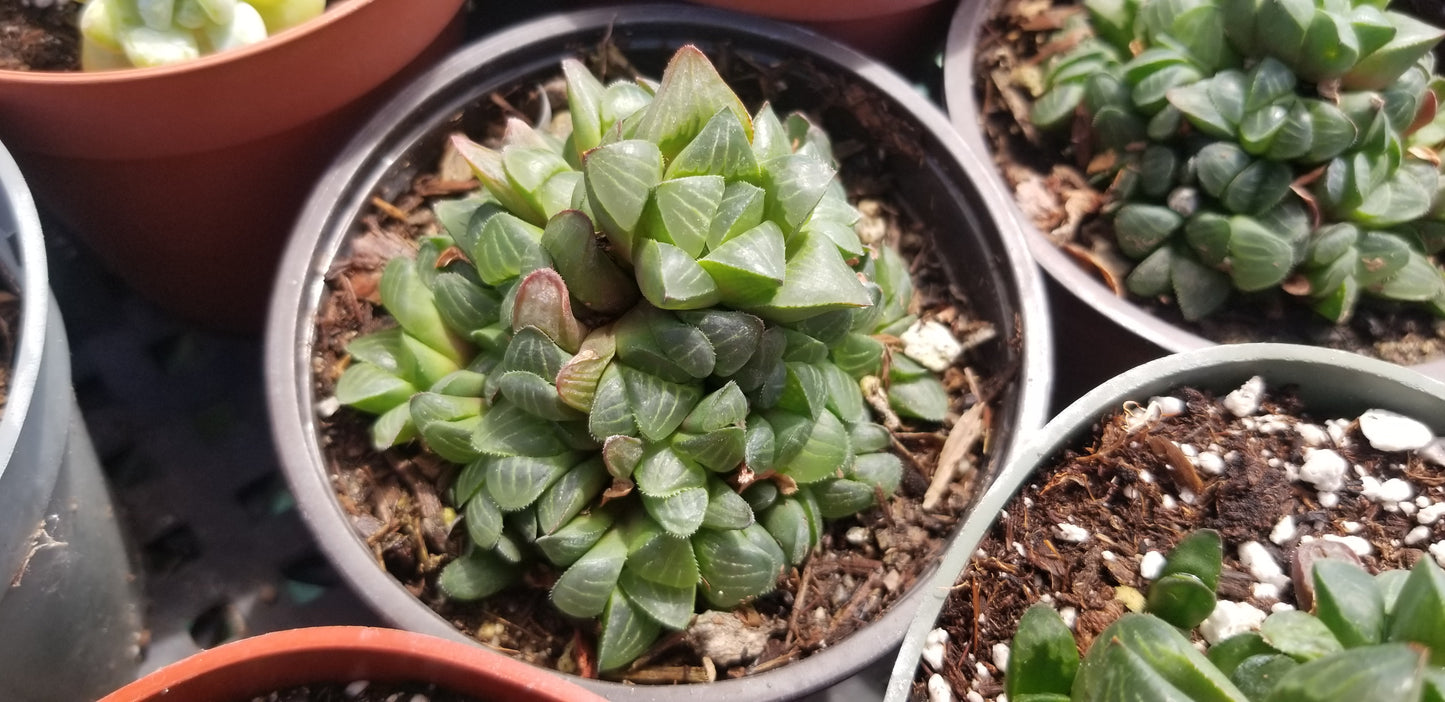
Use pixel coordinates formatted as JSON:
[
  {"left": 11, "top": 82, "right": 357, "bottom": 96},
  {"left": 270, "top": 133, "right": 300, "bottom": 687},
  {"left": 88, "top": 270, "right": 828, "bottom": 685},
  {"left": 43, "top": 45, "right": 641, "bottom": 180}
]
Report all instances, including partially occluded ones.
[
  {"left": 0, "top": 139, "right": 51, "bottom": 477},
  {"left": 884, "top": 341, "right": 1445, "bottom": 701},
  {"left": 939, "top": 0, "right": 1445, "bottom": 383},
  {"left": 265, "top": 4, "right": 1052, "bottom": 700}
]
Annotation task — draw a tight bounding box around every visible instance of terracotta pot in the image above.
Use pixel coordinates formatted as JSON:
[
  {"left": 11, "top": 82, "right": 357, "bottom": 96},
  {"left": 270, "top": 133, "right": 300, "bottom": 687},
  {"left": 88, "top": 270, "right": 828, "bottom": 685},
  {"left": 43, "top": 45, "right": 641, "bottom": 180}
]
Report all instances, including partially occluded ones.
[
  {"left": 940, "top": 0, "right": 1445, "bottom": 403},
  {"left": 266, "top": 5, "right": 1052, "bottom": 699},
  {"left": 0, "top": 0, "right": 466, "bottom": 333},
  {"left": 99, "top": 626, "right": 606, "bottom": 701},
  {"left": 686, "top": 0, "right": 955, "bottom": 67},
  {"left": 884, "top": 342, "right": 1445, "bottom": 700}
]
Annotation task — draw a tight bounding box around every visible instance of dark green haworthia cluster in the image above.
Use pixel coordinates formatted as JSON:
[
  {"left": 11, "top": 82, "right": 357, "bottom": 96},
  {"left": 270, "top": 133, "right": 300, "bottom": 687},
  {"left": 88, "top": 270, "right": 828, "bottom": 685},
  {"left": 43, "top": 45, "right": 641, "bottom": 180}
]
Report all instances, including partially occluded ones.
[
  {"left": 1006, "top": 529, "right": 1445, "bottom": 702},
  {"left": 334, "top": 47, "right": 951, "bottom": 671},
  {"left": 1032, "top": 0, "right": 1445, "bottom": 323}
]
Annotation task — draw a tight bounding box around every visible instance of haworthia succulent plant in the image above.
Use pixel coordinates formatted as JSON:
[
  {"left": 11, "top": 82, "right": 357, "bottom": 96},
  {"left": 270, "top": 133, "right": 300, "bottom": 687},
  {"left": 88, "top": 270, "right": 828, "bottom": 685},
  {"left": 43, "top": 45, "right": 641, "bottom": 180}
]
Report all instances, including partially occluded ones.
[
  {"left": 1005, "top": 528, "right": 1445, "bottom": 702},
  {"left": 335, "top": 46, "right": 953, "bottom": 671},
  {"left": 78, "top": 0, "right": 323, "bottom": 69},
  {"left": 1031, "top": 0, "right": 1445, "bottom": 324}
]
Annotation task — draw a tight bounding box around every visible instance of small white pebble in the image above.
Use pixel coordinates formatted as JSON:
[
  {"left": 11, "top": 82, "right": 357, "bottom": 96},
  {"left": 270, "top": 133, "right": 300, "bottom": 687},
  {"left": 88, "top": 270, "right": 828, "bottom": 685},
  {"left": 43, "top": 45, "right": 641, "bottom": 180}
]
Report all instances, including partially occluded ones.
[
  {"left": 965, "top": 691, "right": 984, "bottom": 702},
  {"left": 1179, "top": 489, "right": 1197, "bottom": 505},
  {"left": 1238, "top": 541, "right": 1288, "bottom": 587},
  {"left": 975, "top": 662, "right": 992, "bottom": 683},
  {"left": 1151, "top": 395, "right": 1187, "bottom": 417},
  {"left": 1270, "top": 516, "right": 1297, "bottom": 545},
  {"left": 1023, "top": 496, "right": 1034, "bottom": 509},
  {"left": 1319, "top": 491, "right": 1340, "bottom": 508},
  {"left": 1161, "top": 494, "right": 1178, "bottom": 510},
  {"left": 1271, "top": 602, "right": 1296, "bottom": 613},
  {"left": 1327, "top": 418, "right": 1353, "bottom": 448},
  {"left": 1258, "top": 418, "right": 1290, "bottom": 435},
  {"left": 1059, "top": 607, "right": 1078, "bottom": 629},
  {"left": 1424, "top": 439, "right": 1445, "bottom": 468},
  {"left": 927, "top": 673, "right": 953, "bottom": 702},
  {"left": 317, "top": 395, "right": 342, "bottom": 418},
  {"left": 1179, "top": 443, "right": 1199, "bottom": 457},
  {"left": 1123, "top": 485, "right": 1140, "bottom": 500},
  {"left": 1199, "top": 601, "right": 1268, "bottom": 644},
  {"left": 1053, "top": 523, "right": 1090, "bottom": 543},
  {"left": 974, "top": 548, "right": 987, "bottom": 558},
  {"left": 1039, "top": 593, "right": 1055, "bottom": 605},
  {"left": 992, "top": 643, "right": 1011, "bottom": 671},
  {"left": 1419, "top": 502, "right": 1445, "bottom": 526},
  {"left": 1139, "top": 470, "right": 1155, "bottom": 484},
  {"left": 1401, "top": 502, "right": 1418, "bottom": 517},
  {"left": 1323, "top": 534, "right": 1373, "bottom": 557},
  {"left": 1252, "top": 582, "right": 1282, "bottom": 601},
  {"left": 1140, "top": 551, "right": 1166, "bottom": 579},
  {"left": 1362, "top": 477, "right": 1415, "bottom": 504},
  {"left": 845, "top": 526, "right": 871, "bottom": 546},
  {"left": 1431, "top": 541, "right": 1445, "bottom": 569},
  {"left": 902, "top": 320, "right": 964, "bottom": 373},
  {"left": 1359, "top": 409, "right": 1434, "bottom": 452},
  {"left": 1012, "top": 541, "right": 1026, "bottom": 557},
  {"left": 1102, "top": 550, "right": 1116, "bottom": 561},
  {"left": 345, "top": 681, "right": 371, "bottom": 697},
  {"left": 1196, "top": 452, "right": 1226, "bottom": 475},
  {"left": 1223, "top": 376, "right": 1266, "bottom": 417},
  {"left": 1297, "top": 423, "right": 1331, "bottom": 448},
  {"left": 1267, "top": 457, "right": 1282, "bottom": 469},
  {"left": 1405, "top": 525, "right": 1433, "bottom": 546},
  {"left": 1298, "top": 449, "right": 1348, "bottom": 492},
  {"left": 1122, "top": 400, "right": 1164, "bottom": 434},
  {"left": 1418, "top": 495, "right": 1433, "bottom": 508},
  {"left": 922, "top": 628, "right": 949, "bottom": 669},
  {"left": 1341, "top": 521, "right": 1363, "bottom": 534}
]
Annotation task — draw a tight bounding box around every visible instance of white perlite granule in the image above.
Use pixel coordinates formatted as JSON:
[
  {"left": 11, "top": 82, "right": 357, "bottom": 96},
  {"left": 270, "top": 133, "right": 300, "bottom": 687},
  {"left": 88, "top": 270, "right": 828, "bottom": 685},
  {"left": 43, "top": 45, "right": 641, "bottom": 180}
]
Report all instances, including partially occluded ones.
[
  {"left": 1140, "top": 551, "right": 1166, "bottom": 580},
  {"left": 1270, "top": 515, "right": 1297, "bottom": 545},
  {"left": 1359, "top": 409, "right": 1435, "bottom": 452},
  {"left": 1053, "top": 523, "right": 1090, "bottom": 543},
  {"left": 1223, "top": 376, "right": 1266, "bottom": 417},
  {"left": 1199, "top": 600, "right": 1267, "bottom": 644},
  {"left": 901, "top": 320, "right": 963, "bottom": 373},
  {"left": 1297, "top": 449, "right": 1348, "bottom": 492},
  {"left": 927, "top": 674, "right": 953, "bottom": 702},
  {"left": 922, "top": 628, "right": 949, "bottom": 670}
]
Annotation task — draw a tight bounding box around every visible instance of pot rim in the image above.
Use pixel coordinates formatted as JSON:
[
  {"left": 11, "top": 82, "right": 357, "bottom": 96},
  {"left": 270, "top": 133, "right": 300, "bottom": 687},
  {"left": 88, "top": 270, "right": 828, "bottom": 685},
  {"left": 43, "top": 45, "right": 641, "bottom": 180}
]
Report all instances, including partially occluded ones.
[
  {"left": 0, "top": 140, "right": 50, "bottom": 483},
  {"left": 98, "top": 625, "right": 604, "bottom": 701},
  {"left": 884, "top": 341, "right": 1445, "bottom": 700},
  {"left": 266, "top": 5, "right": 1052, "bottom": 700},
  {"left": 687, "top": 0, "right": 946, "bottom": 23},
  {"left": 940, "top": 0, "right": 1445, "bottom": 383},
  {"left": 0, "top": 0, "right": 381, "bottom": 83}
]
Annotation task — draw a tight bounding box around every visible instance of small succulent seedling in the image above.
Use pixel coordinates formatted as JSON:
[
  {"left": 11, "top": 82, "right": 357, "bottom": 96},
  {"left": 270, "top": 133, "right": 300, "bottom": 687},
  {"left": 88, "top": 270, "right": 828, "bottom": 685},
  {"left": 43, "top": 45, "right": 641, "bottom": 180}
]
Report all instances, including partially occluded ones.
[
  {"left": 1031, "top": 0, "right": 1445, "bottom": 323},
  {"left": 78, "top": 0, "right": 324, "bottom": 69},
  {"left": 334, "top": 46, "right": 952, "bottom": 671},
  {"left": 1006, "top": 528, "right": 1445, "bottom": 701}
]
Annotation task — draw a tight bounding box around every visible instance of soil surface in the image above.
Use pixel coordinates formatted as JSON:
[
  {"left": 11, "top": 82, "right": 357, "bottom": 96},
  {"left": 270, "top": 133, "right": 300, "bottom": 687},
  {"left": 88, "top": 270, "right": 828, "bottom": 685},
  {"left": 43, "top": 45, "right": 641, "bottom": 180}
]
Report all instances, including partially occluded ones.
[
  {"left": 0, "top": 289, "right": 16, "bottom": 415},
  {"left": 912, "top": 379, "right": 1445, "bottom": 700},
  {"left": 251, "top": 681, "right": 483, "bottom": 702},
  {"left": 974, "top": 0, "right": 1445, "bottom": 366},
  {"left": 309, "top": 52, "right": 1013, "bottom": 685},
  {"left": 0, "top": 0, "right": 79, "bottom": 71}
]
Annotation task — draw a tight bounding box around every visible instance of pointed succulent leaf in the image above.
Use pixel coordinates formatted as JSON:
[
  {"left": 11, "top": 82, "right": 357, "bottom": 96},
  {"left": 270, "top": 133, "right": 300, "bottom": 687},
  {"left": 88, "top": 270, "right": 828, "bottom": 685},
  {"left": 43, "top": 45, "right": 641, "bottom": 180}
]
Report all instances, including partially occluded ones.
[
  {"left": 811, "top": 478, "right": 877, "bottom": 519},
  {"left": 1172, "top": 251, "right": 1234, "bottom": 321},
  {"left": 781, "top": 328, "right": 829, "bottom": 364},
  {"left": 597, "top": 587, "right": 663, "bottom": 672},
  {"left": 744, "top": 417, "right": 776, "bottom": 472},
  {"left": 541, "top": 210, "right": 637, "bottom": 316},
  {"left": 1297, "top": 11, "right": 1360, "bottom": 82},
  {"left": 1196, "top": 142, "right": 1252, "bottom": 198},
  {"left": 563, "top": 58, "right": 606, "bottom": 156},
  {"left": 830, "top": 333, "right": 885, "bottom": 379},
  {"left": 498, "top": 325, "right": 571, "bottom": 382},
  {"left": 433, "top": 272, "right": 503, "bottom": 339},
  {"left": 346, "top": 327, "right": 410, "bottom": 377},
  {"left": 643, "top": 175, "right": 725, "bottom": 258},
  {"left": 1222, "top": 160, "right": 1294, "bottom": 215},
  {"left": 451, "top": 134, "right": 542, "bottom": 223},
  {"left": 761, "top": 154, "right": 838, "bottom": 236},
  {"left": 536, "top": 508, "right": 615, "bottom": 566},
  {"left": 431, "top": 193, "right": 491, "bottom": 244},
  {"left": 1349, "top": 160, "right": 1438, "bottom": 227},
  {"left": 588, "top": 363, "right": 637, "bottom": 439},
  {"left": 821, "top": 362, "right": 866, "bottom": 425},
  {"left": 1311, "top": 558, "right": 1384, "bottom": 648},
  {"left": 1240, "top": 103, "right": 1290, "bottom": 156},
  {"left": 409, "top": 393, "right": 483, "bottom": 463},
  {"left": 618, "top": 568, "right": 695, "bottom": 630},
  {"left": 1207, "top": 633, "right": 1275, "bottom": 677},
  {"left": 495, "top": 370, "right": 579, "bottom": 421},
  {"left": 484, "top": 453, "right": 578, "bottom": 512},
  {"left": 671, "top": 427, "right": 745, "bottom": 473},
  {"left": 635, "top": 445, "right": 706, "bottom": 499},
  {"left": 761, "top": 497, "right": 814, "bottom": 565},
  {"left": 774, "top": 409, "right": 851, "bottom": 484},
  {"left": 702, "top": 479, "right": 754, "bottom": 530},
  {"left": 556, "top": 329, "right": 616, "bottom": 413},
  {"left": 636, "top": 239, "right": 722, "bottom": 311},
  {"left": 463, "top": 490, "right": 504, "bottom": 550},
  {"left": 1256, "top": 0, "right": 1312, "bottom": 67},
  {"left": 676, "top": 309, "right": 764, "bottom": 378},
  {"left": 471, "top": 399, "right": 568, "bottom": 457},
  {"left": 601, "top": 81, "right": 653, "bottom": 136},
  {"left": 1073, "top": 613, "right": 1248, "bottom": 702},
  {"left": 1169, "top": 79, "right": 1237, "bottom": 138},
  {"left": 1116, "top": 203, "right": 1184, "bottom": 259},
  {"left": 1159, "top": 528, "right": 1222, "bottom": 589},
  {"left": 503, "top": 147, "right": 571, "bottom": 218},
  {"left": 1128, "top": 245, "right": 1177, "bottom": 298},
  {"left": 469, "top": 207, "right": 548, "bottom": 287},
  {"left": 511, "top": 268, "right": 584, "bottom": 353},
  {"left": 620, "top": 365, "right": 703, "bottom": 442},
  {"left": 631, "top": 45, "right": 752, "bottom": 161},
  {"left": 1386, "top": 557, "right": 1445, "bottom": 665},
  {"left": 681, "top": 381, "right": 748, "bottom": 433},
  {"left": 708, "top": 181, "right": 767, "bottom": 250},
  {"left": 666, "top": 107, "right": 761, "bottom": 183},
  {"left": 584, "top": 139, "right": 664, "bottom": 261},
  {"left": 552, "top": 528, "right": 627, "bottom": 618},
  {"left": 1033, "top": 84, "right": 1087, "bottom": 131},
  {"left": 613, "top": 306, "right": 693, "bottom": 384},
  {"left": 693, "top": 524, "right": 786, "bottom": 608},
  {"left": 1351, "top": 5, "right": 1397, "bottom": 58},
  {"left": 625, "top": 525, "right": 700, "bottom": 588},
  {"left": 1133, "top": 64, "right": 1206, "bottom": 114},
  {"left": 1009, "top": 604, "right": 1081, "bottom": 699},
  {"left": 1301, "top": 100, "right": 1357, "bottom": 163},
  {"left": 1075, "top": 636, "right": 1204, "bottom": 701},
  {"left": 1260, "top": 610, "right": 1343, "bottom": 661},
  {"left": 439, "top": 547, "right": 518, "bottom": 601},
  {"left": 1344, "top": 11, "right": 1445, "bottom": 90},
  {"left": 699, "top": 220, "right": 788, "bottom": 308},
  {"left": 1228, "top": 216, "right": 1298, "bottom": 291},
  {"left": 369, "top": 403, "right": 416, "bottom": 450},
  {"left": 1148, "top": 574, "right": 1218, "bottom": 629},
  {"left": 534, "top": 456, "right": 607, "bottom": 535},
  {"left": 1373, "top": 252, "right": 1445, "bottom": 302},
  {"left": 645, "top": 308, "right": 716, "bottom": 380},
  {"left": 776, "top": 362, "right": 829, "bottom": 418},
  {"left": 749, "top": 230, "right": 872, "bottom": 323},
  {"left": 643, "top": 487, "right": 709, "bottom": 537},
  {"left": 336, "top": 362, "right": 416, "bottom": 415},
  {"left": 1229, "top": 653, "right": 1298, "bottom": 700},
  {"left": 1264, "top": 644, "right": 1425, "bottom": 702},
  {"left": 751, "top": 103, "right": 791, "bottom": 162},
  {"left": 380, "top": 258, "right": 471, "bottom": 366},
  {"left": 399, "top": 333, "right": 462, "bottom": 389}
]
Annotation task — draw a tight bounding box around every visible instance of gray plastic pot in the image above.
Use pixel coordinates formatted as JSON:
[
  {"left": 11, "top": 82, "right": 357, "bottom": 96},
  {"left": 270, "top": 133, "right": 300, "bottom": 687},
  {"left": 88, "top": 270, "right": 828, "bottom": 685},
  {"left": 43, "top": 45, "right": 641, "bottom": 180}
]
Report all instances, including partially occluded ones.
[
  {"left": 883, "top": 342, "right": 1445, "bottom": 701},
  {"left": 266, "top": 5, "right": 1051, "bottom": 701},
  {"left": 0, "top": 141, "right": 143, "bottom": 700},
  {"left": 940, "top": 0, "right": 1445, "bottom": 404}
]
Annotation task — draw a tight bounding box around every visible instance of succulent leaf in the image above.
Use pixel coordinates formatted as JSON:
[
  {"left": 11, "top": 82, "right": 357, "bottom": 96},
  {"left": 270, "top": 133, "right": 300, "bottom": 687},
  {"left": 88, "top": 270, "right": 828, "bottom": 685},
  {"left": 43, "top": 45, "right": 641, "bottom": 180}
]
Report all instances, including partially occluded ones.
[
  {"left": 1263, "top": 643, "right": 1425, "bottom": 702},
  {"left": 1009, "top": 604, "right": 1082, "bottom": 699},
  {"left": 597, "top": 587, "right": 663, "bottom": 672},
  {"left": 439, "top": 546, "right": 518, "bottom": 601},
  {"left": 693, "top": 524, "right": 786, "bottom": 609}
]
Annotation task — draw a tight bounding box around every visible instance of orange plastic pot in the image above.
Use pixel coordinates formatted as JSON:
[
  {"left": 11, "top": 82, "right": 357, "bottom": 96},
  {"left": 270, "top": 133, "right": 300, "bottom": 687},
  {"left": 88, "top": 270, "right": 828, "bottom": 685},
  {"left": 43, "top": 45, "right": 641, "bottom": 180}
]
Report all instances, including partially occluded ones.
[
  {"left": 685, "top": 0, "right": 954, "bottom": 66},
  {"left": 0, "top": 0, "right": 465, "bottom": 332},
  {"left": 99, "top": 626, "right": 606, "bottom": 701}
]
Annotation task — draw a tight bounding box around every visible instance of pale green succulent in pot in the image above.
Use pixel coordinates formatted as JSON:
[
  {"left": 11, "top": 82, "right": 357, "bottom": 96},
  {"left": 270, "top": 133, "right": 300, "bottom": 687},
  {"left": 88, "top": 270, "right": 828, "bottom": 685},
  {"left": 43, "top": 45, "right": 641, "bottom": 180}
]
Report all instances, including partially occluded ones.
[
  {"left": 332, "top": 46, "right": 953, "bottom": 672},
  {"left": 77, "top": 0, "right": 324, "bottom": 69},
  {"left": 1031, "top": 0, "right": 1445, "bottom": 325}
]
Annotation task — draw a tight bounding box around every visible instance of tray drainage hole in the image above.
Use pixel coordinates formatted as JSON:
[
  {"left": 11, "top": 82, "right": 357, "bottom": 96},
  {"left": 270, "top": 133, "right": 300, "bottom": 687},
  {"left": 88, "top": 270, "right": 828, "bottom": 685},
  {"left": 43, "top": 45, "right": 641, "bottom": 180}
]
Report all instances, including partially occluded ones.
[
  {"left": 234, "top": 472, "right": 295, "bottom": 519},
  {"left": 188, "top": 601, "right": 245, "bottom": 650},
  {"left": 141, "top": 523, "right": 202, "bottom": 574},
  {"left": 281, "top": 552, "right": 341, "bottom": 605}
]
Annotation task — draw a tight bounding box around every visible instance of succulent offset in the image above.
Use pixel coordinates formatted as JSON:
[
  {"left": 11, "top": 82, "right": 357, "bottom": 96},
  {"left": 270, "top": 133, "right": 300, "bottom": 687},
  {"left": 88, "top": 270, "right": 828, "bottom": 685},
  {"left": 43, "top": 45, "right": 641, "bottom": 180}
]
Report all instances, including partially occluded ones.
[
  {"left": 333, "top": 47, "right": 951, "bottom": 671},
  {"left": 1006, "top": 529, "right": 1445, "bottom": 702},
  {"left": 1031, "top": 0, "right": 1445, "bottom": 323},
  {"left": 78, "top": 0, "right": 323, "bottom": 69}
]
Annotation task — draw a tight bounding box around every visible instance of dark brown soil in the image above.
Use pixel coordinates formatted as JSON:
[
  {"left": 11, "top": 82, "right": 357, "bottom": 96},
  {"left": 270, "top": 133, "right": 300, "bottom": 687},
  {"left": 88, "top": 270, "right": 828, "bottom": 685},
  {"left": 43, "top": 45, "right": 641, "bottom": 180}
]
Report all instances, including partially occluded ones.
[
  {"left": 912, "top": 382, "right": 1445, "bottom": 700},
  {"left": 0, "top": 1, "right": 79, "bottom": 71},
  {"left": 309, "top": 52, "right": 1010, "bottom": 685},
  {"left": 250, "top": 681, "right": 483, "bottom": 702},
  {"left": 974, "top": 0, "right": 1445, "bottom": 366},
  {"left": 0, "top": 289, "right": 16, "bottom": 414}
]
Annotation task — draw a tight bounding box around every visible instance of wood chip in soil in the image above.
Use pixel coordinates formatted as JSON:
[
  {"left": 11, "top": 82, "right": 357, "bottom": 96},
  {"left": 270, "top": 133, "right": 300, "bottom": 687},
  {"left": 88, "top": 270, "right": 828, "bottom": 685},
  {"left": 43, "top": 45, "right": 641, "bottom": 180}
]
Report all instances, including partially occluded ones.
[{"left": 911, "top": 379, "right": 1445, "bottom": 700}]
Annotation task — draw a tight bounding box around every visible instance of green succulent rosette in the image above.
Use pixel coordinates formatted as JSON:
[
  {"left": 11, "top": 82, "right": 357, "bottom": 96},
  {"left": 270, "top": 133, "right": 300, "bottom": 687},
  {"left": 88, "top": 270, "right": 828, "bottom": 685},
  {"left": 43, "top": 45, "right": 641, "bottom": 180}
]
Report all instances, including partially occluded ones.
[
  {"left": 79, "top": 0, "right": 324, "bottom": 69},
  {"left": 1030, "top": 0, "right": 1445, "bottom": 324},
  {"left": 332, "top": 46, "right": 953, "bottom": 671}
]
